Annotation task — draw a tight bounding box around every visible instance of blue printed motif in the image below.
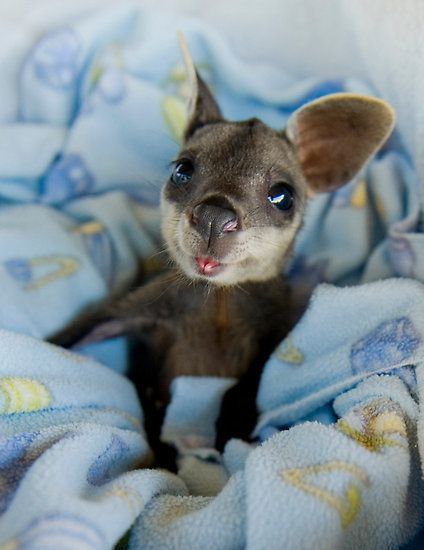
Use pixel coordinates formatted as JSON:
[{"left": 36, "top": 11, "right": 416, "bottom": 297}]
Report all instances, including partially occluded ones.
[
  {"left": 392, "top": 365, "right": 417, "bottom": 391},
  {"left": 83, "top": 229, "right": 117, "bottom": 288},
  {"left": 97, "top": 68, "right": 126, "bottom": 103},
  {"left": 0, "top": 433, "right": 34, "bottom": 469},
  {"left": 0, "top": 433, "right": 36, "bottom": 514},
  {"left": 4, "top": 259, "right": 32, "bottom": 284},
  {"left": 16, "top": 514, "right": 105, "bottom": 550},
  {"left": 31, "top": 29, "right": 81, "bottom": 89},
  {"left": 388, "top": 237, "right": 416, "bottom": 278},
  {"left": 87, "top": 435, "right": 129, "bottom": 486},
  {"left": 79, "top": 67, "right": 126, "bottom": 116},
  {"left": 41, "top": 154, "right": 95, "bottom": 204},
  {"left": 350, "top": 317, "right": 421, "bottom": 376}
]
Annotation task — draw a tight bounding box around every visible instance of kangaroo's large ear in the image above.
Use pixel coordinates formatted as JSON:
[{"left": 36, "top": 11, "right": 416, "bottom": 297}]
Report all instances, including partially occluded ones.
[
  {"left": 286, "top": 93, "right": 395, "bottom": 193},
  {"left": 177, "top": 32, "right": 222, "bottom": 141}
]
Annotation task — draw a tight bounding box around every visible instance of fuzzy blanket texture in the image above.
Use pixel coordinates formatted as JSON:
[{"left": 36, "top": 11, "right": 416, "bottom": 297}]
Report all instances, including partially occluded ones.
[{"left": 0, "top": 4, "right": 423, "bottom": 549}]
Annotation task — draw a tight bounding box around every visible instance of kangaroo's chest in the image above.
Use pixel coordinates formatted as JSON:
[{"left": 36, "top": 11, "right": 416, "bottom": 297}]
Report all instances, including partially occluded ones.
[
  {"left": 147, "top": 282, "right": 293, "bottom": 398},
  {"left": 168, "top": 298, "right": 259, "bottom": 379}
]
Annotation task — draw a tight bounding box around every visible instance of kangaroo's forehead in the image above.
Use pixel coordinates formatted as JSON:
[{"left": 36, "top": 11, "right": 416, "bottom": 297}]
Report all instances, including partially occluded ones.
[{"left": 181, "top": 118, "right": 302, "bottom": 181}]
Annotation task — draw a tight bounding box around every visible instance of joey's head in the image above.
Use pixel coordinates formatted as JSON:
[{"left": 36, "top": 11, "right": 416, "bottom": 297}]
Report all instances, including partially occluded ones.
[{"left": 161, "top": 35, "right": 395, "bottom": 286}]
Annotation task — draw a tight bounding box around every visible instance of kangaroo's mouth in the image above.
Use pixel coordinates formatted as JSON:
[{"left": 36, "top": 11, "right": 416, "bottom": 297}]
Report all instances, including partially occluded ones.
[{"left": 194, "top": 257, "right": 224, "bottom": 277}]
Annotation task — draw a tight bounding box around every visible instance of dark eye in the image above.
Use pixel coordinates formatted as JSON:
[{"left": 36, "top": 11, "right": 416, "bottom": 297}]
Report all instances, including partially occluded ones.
[
  {"left": 171, "top": 160, "right": 194, "bottom": 185},
  {"left": 267, "top": 183, "right": 294, "bottom": 211}
]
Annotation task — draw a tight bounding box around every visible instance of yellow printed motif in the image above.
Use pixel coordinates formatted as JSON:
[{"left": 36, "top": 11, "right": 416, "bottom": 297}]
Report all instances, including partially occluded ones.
[
  {"left": 161, "top": 96, "right": 187, "bottom": 143},
  {"left": 161, "top": 62, "right": 211, "bottom": 143},
  {"left": 4, "top": 255, "right": 80, "bottom": 291},
  {"left": 336, "top": 398, "right": 407, "bottom": 452},
  {"left": 275, "top": 336, "right": 304, "bottom": 365},
  {"left": 350, "top": 180, "right": 367, "bottom": 208},
  {"left": 0, "top": 377, "right": 51, "bottom": 413},
  {"left": 25, "top": 256, "right": 80, "bottom": 290},
  {"left": 0, "top": 540, "right": 17, "bottom": 550},
  {"left": 73, "top": 221, "right": 105, "bottom": 235},
  {"left": 281, "top": 460, "right": 369, "bottom": 528},
  {"left": 164, "top": 64, "right": 191, "bottom": 98},
  {"left": 89, "top": 42, "right": 125, "bottom": 86}
]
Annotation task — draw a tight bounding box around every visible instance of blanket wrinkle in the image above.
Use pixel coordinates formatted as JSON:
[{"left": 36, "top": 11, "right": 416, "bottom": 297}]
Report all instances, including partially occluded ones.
[{"left": 0, "top": 4, "right": 423, "bottom": 550}]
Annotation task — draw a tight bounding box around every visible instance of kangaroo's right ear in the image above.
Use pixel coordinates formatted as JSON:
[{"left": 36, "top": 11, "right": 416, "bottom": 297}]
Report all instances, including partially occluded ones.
[{"left": 177, "top": 32, "right": 222, "bottom": 141}]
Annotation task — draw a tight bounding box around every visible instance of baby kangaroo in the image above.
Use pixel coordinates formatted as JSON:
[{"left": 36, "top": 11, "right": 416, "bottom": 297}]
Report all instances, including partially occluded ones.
[{"left": 50, "top": 35, "right": 394, "bottom": 455}]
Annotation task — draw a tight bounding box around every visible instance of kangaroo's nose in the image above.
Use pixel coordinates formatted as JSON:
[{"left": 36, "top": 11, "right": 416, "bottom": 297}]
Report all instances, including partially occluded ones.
[{"left": 191, "top": 199, "right": 238, "bottom": 244}]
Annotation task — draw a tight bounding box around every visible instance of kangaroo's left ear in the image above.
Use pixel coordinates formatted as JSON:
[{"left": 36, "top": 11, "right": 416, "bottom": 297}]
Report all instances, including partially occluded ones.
[
  {"left": 286, "top": 93, "right": 395, "bottom": 193},
  {"left": 177, "top": 32, "right": 222, "bottom": 141}
]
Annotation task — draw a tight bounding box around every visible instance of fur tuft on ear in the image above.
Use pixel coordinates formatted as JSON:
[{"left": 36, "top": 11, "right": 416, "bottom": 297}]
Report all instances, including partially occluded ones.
[
  {"left": 286, "top": 93, "right": 395, "bottom": 193},
  {"left": 177, "top": 32, "right": 222, "bottom": 140}
]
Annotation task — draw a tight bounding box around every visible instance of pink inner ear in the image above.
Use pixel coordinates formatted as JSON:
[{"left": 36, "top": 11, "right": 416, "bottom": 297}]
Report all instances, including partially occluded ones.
[{"left": 292, "top": 100, "right": 391, "bottom": 193}]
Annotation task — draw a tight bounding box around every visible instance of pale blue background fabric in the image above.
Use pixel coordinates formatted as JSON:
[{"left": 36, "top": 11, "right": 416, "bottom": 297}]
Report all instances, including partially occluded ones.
[{"left": 0, "top": 5, "right": 423, "bottom": 549}]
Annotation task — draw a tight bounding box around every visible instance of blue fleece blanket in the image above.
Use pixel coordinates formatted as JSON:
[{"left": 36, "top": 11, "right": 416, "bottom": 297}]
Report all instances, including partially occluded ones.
[{"left": 0, "top": 5, "right": 424, "bottom": 549}]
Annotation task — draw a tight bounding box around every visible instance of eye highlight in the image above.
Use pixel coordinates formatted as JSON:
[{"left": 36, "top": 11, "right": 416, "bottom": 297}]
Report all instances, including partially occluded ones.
[
  {"left": 267, "top": 183, "right": 294, "bottom": 211},
  {"left": 171, "top": 160, "right": 194, "bottom": 185}
]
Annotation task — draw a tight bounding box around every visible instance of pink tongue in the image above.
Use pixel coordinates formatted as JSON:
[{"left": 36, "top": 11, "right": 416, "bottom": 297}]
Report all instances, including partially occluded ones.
[{"left": 195, "top": 257, "right": 221, "bottom": 274}]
